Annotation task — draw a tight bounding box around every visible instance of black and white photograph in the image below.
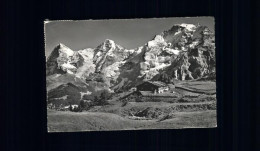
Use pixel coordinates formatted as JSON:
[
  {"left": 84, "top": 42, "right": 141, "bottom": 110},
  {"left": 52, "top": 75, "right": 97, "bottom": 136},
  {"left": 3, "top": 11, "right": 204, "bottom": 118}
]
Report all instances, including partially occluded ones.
[
  {"left": 45, "top": 17, "right": 216, "bottom": 132},
  {"left": 2, "top": 0, "right": 257, "bottom": 149}
]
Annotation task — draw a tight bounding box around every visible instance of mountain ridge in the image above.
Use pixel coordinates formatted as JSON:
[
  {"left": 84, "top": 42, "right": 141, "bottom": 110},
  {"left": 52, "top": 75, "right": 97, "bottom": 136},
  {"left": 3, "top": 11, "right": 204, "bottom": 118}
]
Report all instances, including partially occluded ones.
[{"left": 46, "top": 23, "right": 215, "bottom": 100}]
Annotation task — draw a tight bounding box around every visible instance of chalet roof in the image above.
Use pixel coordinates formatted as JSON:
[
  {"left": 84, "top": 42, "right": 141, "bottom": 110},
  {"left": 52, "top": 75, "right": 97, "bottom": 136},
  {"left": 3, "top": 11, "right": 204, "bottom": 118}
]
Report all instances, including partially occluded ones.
[{"left": 139, "top": 91, "right": 153, "bottom": 96}]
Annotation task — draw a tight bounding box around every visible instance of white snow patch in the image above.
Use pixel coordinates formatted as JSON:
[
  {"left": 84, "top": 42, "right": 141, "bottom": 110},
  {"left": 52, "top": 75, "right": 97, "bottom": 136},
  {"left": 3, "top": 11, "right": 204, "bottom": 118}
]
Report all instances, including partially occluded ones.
[
  {"left": 78, "top": 48, "right": 94, "bottom": 61},
  {"left": 107, "top": 50, "right": 115, "bottom": 57},
  {"left": 61, "top": 63, "right": 77, "bottom": 69},
  {"left": 104, "top": 39, "right": 116, "bottom": 50},
  {"left": 189, "top": 41, "right": 199, "bottom": 49},
  {"left": 59, "top": 43, "right": 74, "bottom": 56},
  {"left": 67, "top": 70, "right": 74, "bottom": 74},
  {"left": 164, "top": 48, "right": 180, "bottom": 55},
  {"left": 102, "top": 62, "right": 120, "bottom": 78},
  {"left": 127, "top": 49, "right": 135, "bottom": 54},
  {"left": 179, "top": 23, "right": 196, "bottom": 31},
  {"left": 174, "top": 30, "right": 182, "bottom": 35},
  {"left": 136, "top": 46, "right": 143, "bottom": 54},
  {"left": 59, "top": 63, "right": 76, "bottom": 74},
  {"left": 148, "top": 35, "right": 167, "bottom": 47},
  {"left": 96, "top": 51, "right": 102, "bottom": 57},
  {"left": 152, "top": 63, "right": 171, "bottom": 70}
]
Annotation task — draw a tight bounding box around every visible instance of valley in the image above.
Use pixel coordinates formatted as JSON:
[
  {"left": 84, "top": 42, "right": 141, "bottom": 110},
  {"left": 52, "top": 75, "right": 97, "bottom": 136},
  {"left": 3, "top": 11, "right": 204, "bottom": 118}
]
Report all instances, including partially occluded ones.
[{"left": 47, "top": 80, "right": 217, "bottom": 132}]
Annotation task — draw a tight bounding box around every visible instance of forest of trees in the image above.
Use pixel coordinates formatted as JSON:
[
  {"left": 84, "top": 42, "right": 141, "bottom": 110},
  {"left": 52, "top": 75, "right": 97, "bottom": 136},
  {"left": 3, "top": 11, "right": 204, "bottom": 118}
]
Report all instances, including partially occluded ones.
[{"left": 69, "top": 90, "right": 111, "bottom": 112}]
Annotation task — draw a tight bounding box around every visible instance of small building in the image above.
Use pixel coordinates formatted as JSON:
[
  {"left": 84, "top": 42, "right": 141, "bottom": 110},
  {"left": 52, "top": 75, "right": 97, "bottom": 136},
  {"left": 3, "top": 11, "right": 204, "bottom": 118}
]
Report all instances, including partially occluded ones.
[
  {"left": 120, "top": 90, "right": 180, "bottom": 103},
  {"left": 136, "top": 81, "right": 169, "bottom": 94}
]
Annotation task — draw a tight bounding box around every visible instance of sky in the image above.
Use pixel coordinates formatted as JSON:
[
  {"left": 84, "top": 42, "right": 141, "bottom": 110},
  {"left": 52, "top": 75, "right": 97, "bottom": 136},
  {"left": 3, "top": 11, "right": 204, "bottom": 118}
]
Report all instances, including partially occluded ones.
[{"left": 45, "top": 17, "right": 214, "bottom": 57}]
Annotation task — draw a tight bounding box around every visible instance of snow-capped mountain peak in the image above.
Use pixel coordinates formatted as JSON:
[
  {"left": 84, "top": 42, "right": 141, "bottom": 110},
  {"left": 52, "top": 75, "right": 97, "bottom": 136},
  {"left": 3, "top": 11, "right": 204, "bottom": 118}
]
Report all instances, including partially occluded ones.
[
  {"left": 78, "top": 48, "right": 94, "bottom": 60},
  {"left": 147, "top": 35, "right": 167, "bottom": 48},
  {"left": 97, "top": 39, "right": 117, "bottom": 51},
  {"left": 58, "top": 43, "right": 74, "bottom": 56},
  {"left": 178, "top": 23, "right": 196, "bottom": 31},
  {"left": 105, "top": 39, "right": 115, "bottom": 43}
]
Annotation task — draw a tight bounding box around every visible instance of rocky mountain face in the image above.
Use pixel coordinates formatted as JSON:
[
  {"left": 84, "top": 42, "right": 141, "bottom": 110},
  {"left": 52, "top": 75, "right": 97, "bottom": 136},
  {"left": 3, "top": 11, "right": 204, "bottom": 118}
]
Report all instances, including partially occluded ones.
[
  {"left": 46, "top": 43, "right": 87, "bottom": 75},
  {"left": 46, "top": 23, "right": 215, "bottom": 105}
]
